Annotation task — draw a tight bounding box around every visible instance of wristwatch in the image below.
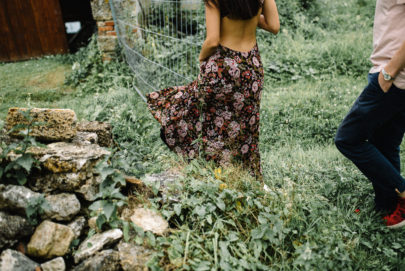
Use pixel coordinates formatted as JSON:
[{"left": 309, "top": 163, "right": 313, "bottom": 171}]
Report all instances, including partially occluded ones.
[{"left": 382, "top": 68, "right": 395, "bottom": 81}]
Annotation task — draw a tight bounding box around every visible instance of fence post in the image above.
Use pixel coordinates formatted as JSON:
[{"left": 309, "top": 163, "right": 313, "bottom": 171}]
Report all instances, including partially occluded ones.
[{"left": 90, "top": 0, "right": 118, "bottom": 61}]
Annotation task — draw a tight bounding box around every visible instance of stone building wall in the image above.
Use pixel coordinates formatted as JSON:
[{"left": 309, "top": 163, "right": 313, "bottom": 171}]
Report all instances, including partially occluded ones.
[{"left": 90, "top": 0, "right": 118, "bottom": 61}]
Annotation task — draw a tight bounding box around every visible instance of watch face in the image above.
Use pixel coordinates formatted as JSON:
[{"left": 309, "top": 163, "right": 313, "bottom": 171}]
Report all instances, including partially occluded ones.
[{"left": 382, "top": 69, "right": 392, "bottom": 81}]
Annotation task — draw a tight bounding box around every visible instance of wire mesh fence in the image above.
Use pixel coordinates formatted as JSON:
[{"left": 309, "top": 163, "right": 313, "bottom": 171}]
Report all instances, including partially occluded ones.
[{"left": 109, "top": 0, "right": 205, "bottom": 101}]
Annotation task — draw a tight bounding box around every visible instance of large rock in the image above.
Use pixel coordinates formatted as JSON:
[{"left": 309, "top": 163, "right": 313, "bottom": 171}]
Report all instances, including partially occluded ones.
[
  {"left": 27, "top": 220, "right": 75, "bottom": 259},
  {"left": 29, "top": 142, "right": 110, "bottom": 174},
  {"left": 5, "top": 108, "right": 77, "bottom": 142},
  {"left": 0, "top": 185, "right": 81, "bottom": 222},
  {"left": 72, "top": 131, "right": 98, "bottom": 145},
  {"left": 0, "top": 249, "right": 39, "bottom": 271},
  {"left": 0, "top": 184, "right": 41, "bottom": 214},
  {"left": 73, "top": 250, "right": 120, "bottom": 271},
  {"left": 29, "top": 171, "right": 90, "bottom": 193},
  {"left": 41, "top": 257, "right": 66, "bottom": 271},
  {"left": 118, "top": 241, "right": 153, "bottom": 271},
  {"left": 74, "top": 229, "right": 123, "bottom": 263},
  {"left": 68, "top": 216, "right": 87, "bottom": 239},
  {"left": 130, "top": 208, "right": 168, "bottom": 235},
  {"left": 43, "top": 193, "right": 81, "bottom": 221},
  {"left": 0, "top": 211, "right": 34, "bottom": 250},
  {"left": 76, "top": 121, "right": 113, "bottom": 147},
  {"left": 25, "top": 142, "right": 109, "bottom": 198},
  {"left": 77, "top": 175, "right": 102, "bottom": 201},
  {"left": 29, "top": 173, "right": 102, "bottom": 201}
]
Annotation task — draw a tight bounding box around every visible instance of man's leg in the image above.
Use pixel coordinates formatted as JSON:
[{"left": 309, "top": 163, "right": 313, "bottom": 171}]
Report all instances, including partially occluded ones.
[
  {"left": 369, "top": 110, "right": 405, "bottom": 210},
  {"left": 335, "top": 73, "right": 405, "bottom": 211}
]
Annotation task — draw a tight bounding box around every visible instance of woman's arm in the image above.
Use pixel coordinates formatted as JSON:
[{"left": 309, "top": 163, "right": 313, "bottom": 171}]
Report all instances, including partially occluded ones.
[
  {"left": 258, "top": 0, "right": 280, "bottom": 34},
  {"left": 199, "top": 1, "right": 220, "bottom": 62}
]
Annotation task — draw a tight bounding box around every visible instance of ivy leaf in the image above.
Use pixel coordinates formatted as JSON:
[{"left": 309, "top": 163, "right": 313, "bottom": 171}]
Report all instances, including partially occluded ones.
[
  {"left": 173, "top": 204, "right": 182, "bottom": 216},
  {"left": 89, "top": 200, "right": 103, "bottom": 211},
  {"left": 15, "top": 170, "right": 27, "bottom": 185},
  {"left": 110, "top": 189, "right": 126, "bottom": 200},
  {"left": 25, "top": 204, "right": 37, "bottom": 220},
  {"left": 219, "top": 241, "right": 231, "bottom": 258},
  {"left": 216, "top": 199, "right": 226, "bottom": 211},
  {"left": 103, "top": 202, "right": 116, "bottom": 221},
  {"left": 146, "top": 231, "right": 156, "bottom": 246},
  {"left": 5, "top": 161, "right": 17, "bottom": 172},
  {"left": 114, "top": 172, "right": 126, "bottom": 186},
  {"left": 251, "top": 225, "right": 267, "bottom": 240},
  {"left": 194, "top": 205, "right": 206, "bottom": 217},
  {"left": 99, "top": 167, "right": 115, "bottom": 181},
  {"left": 227, "top": 232, "right": 239, "bottom": 242},
  {"left": 206, "top": 214, "right": 213, "bottom": 225},
  {"left": 96, "top": 215, "right": 107, "bottom": 230},
  {"left": 131, "top": 223, "right": 145, "bottom": 238},
  {"left": 122, "top": 221, "right": 130, "bottom": 242},
  {"left": 16, "top": 154, "right": 35, "bottom": 172}
]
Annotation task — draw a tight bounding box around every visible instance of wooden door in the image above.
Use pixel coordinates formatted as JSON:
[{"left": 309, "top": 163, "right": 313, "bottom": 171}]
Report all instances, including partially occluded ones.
[{"left": 0, "top": 0, "right": 68, "bottom": 62}]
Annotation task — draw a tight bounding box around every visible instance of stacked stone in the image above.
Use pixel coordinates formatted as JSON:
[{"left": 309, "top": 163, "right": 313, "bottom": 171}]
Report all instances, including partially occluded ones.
[
  {"left": 0, "top": 108, "right": 112, "bottom": 270},
  {"left": 90, "top": 0, "right": 118, "bottom": 61},
  {"left": 0, "top": 107, "right": 172, "bottom": 270}
]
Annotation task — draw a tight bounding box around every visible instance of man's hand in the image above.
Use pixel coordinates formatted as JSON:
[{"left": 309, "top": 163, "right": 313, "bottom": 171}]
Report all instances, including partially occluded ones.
[
  {"left": 378, "top": 41, "right": 405, "bottom": 93},
  {"left": 378, "top": 71, "right": 393, "bottom": 93}
]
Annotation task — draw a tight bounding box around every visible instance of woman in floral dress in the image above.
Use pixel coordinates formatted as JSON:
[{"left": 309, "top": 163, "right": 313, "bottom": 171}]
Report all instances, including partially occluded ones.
[{"left": 147, "top": 0, "right": 279, "bottom": 180}]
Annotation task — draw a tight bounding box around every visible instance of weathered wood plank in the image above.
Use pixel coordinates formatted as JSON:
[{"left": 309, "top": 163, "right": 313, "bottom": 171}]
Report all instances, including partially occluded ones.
[
  {"left": 30, "top": 0, "right": 68, "bottom": 55},
  {"left": 3, "top": 0, "right": 44, "bottom": 60},
  {"left": 0, "top": 1, "right": 12, "bottom": 61},
  {"left": 0, "top": 0, "right": 68, "bottom": 62}
]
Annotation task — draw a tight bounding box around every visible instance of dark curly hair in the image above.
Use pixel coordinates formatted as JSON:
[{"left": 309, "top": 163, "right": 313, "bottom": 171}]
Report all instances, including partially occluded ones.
[{"left": 204, "top": 0, "right": 263, "bottom": 20}]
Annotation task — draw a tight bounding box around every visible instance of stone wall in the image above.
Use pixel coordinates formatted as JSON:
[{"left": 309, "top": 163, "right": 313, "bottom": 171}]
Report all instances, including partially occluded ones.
[
  {"left": 90, "top": 0, "right": 118, "bottom": 61},
  {"left": 0, "top": 107, "right": 172, "bottom": 270}
]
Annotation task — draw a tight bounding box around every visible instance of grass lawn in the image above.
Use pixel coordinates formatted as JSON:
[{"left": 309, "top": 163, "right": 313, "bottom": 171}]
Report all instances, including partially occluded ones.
[
  {"left": 2, "top": 54, "right": 405, "bottom": 270},
  {"left": 0, "top": 58, "right": 73, "bottom": 119}
]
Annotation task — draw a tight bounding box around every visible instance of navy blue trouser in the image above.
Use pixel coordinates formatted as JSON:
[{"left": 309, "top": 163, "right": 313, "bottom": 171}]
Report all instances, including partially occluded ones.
[{"left": 335, "top": 72, "right": 405, "bottom": 210}]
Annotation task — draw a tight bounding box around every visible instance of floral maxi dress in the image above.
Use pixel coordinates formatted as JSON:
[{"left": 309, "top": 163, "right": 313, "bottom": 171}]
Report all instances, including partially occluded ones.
[{"left": 146, "top": 44, "right": 264, "bottom": 179}]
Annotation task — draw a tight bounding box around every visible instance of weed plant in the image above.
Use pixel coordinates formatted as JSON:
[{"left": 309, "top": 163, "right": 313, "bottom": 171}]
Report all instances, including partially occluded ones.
[{"left": 0, "top": 109, "right": 45, "bottom": 185}]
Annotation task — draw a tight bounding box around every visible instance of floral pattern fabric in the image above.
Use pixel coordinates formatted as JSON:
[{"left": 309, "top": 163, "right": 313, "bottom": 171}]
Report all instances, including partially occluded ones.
[{"left": 146, "top": 44, "right": 264, "bottom": 179}]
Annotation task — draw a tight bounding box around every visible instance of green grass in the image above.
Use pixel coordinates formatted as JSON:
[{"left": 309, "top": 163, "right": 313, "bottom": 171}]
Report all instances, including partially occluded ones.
[
  {"left": 0, "top": 58, "right": 73, "bottom": 119},
  {"left": 2, "top": 0, "right": 405, "bottom": 269}
]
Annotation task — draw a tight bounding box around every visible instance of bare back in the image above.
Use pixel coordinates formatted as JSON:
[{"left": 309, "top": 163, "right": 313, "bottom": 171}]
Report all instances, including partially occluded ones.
[
  {"left": 220, "top": 11, "right": 262, "bottom": 52},
  {"left": 198, "top": 0, "right": 278, "bottom": 62}
]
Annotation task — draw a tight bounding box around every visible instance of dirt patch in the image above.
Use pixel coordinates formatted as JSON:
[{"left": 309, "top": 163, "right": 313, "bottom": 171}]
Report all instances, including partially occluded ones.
[{"left": 25, "top": 65, "right": 71, "bottom": 90}]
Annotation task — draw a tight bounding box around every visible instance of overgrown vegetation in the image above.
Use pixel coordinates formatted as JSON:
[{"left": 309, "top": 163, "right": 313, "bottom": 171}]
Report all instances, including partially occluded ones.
[
  {"left": 88, "top": 156, "right": 128, "bottom": 231},
  {"left": 0, "top": 109, "right": 44, "bottom": 185},
  {"left": 0, "top": 110, "right": 51, "bottom": 225},
  {"left": 2, "top": 0, "right": 405, "bottom": 269}
]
